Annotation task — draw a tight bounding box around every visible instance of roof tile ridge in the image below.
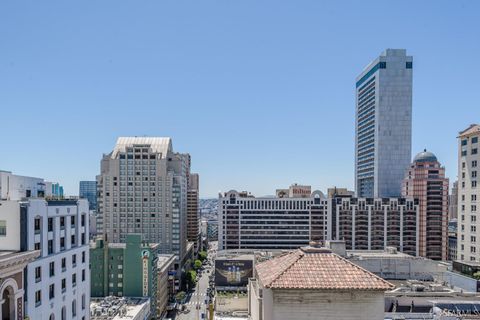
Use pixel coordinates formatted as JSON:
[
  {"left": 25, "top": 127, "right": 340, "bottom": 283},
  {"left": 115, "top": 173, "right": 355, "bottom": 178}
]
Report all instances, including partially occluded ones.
[{"left": 267, "top": 250, "right": 304, "bottom": 288}]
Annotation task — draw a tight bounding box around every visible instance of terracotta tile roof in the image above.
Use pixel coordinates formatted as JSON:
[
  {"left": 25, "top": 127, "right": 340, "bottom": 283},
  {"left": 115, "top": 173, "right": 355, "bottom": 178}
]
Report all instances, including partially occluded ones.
[{"left": 255, "top": 247, "right": 394, "bottom": 291}]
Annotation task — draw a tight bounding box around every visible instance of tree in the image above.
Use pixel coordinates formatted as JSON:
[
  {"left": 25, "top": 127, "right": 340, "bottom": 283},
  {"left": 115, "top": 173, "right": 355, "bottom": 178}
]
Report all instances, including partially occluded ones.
[
  {"left": 186, "top": 270, "right": 197, "bottom": 289},
  {"left": 194, "top": 259, "right": 202, "bottom": 270},
  {"left": 473, "top": 271, "right": 480, "bottom": 280},
  {"left": 198, "top": 251, "right": 208, "bottom": 261}
]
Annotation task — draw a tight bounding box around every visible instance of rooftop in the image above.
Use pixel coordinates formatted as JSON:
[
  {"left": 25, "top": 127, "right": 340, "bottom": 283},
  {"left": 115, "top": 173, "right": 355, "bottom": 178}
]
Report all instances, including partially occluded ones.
[
  {"left": 255, "top": 246, "right": 394, "bottom": 291},
  {"left": 413, "top": 149, "right": 438, "bottom": 163},
  {"left": 459, "top": 124, "right": 480, "bottom": 137},
  {"left": 90, "top": 297, "right": 150, "bottom": 320},
  {"left": 112, "top": 137, "right": 172, "bottom": 158}
]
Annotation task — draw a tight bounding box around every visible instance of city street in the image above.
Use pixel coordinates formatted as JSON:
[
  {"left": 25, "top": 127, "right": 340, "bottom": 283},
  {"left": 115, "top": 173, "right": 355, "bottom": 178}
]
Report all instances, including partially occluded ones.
[{"left": 175, "top": 242, "right": 217, "bottom": 320}]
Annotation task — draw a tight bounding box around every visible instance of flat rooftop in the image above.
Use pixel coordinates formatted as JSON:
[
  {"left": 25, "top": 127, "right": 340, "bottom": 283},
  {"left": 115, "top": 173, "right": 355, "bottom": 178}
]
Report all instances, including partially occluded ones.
[{"left": 90, "top": 297, "right": 150, "bottom": 320}]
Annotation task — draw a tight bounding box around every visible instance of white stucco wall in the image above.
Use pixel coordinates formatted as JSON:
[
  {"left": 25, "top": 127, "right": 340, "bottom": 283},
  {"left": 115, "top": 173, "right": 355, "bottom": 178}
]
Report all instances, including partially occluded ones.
[{"left": 0, "top": 201, "right": 20, "bottom": 250}]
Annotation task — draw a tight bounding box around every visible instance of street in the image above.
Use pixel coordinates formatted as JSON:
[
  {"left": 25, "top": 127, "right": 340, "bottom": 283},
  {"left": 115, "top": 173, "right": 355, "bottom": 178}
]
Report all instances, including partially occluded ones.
[{"left": 175, "top": 242, "right": 217, "bottom": 320}]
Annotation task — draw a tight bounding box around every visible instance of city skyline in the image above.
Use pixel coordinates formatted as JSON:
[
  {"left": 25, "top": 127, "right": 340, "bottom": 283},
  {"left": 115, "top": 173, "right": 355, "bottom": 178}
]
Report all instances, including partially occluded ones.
[{"left": 1, "top": 1, "right": 480, "bottom": 197}]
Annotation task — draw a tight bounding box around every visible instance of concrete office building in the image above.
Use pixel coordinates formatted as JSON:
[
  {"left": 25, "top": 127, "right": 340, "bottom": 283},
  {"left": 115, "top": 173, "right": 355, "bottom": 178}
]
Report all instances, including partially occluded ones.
[
  {"left": 450, "top": 181, "right": 459, "bottom": 220},
  {"left": 457, "top": 124, "right": 480, "bottom": 262},
  {"left": 249, "top": 245, "right": 393, "bottom": 320},
  {"left": 218, "top": 188, "right": 329, "bottom": 250},
  {"left": 219, "top": 186, "right": 419, "bottom": 255},
  {"left": 21, "top": 199, "right": 90, "bottom": 320},
  {"left": 79, "top": 181, "right": 97, "bottom": 211},
  {"left": 90, "top": 234, "right": 159, "bottom": 318},
  {"left": 402, "top": 150, "right": 449, "bottom": 260},
  {"left": 98, "top": 137, "right": 190, "bottom": 262},
  {"left": 331, "top": 197, "right": 419, "bottom": 256},
  {"left": 187, "top": 173, "right": 201, "bottom": 253},
  {"left": 355, "top": 49, "right": 413, "bottom": 198}
]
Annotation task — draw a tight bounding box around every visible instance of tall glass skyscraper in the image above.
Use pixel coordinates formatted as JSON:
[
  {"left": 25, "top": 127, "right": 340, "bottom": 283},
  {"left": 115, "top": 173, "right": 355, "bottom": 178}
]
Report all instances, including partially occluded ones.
[
  {"left": 79, "top": 180, "right": 97, "bottom": 210},
  {"left": 355, "top": 49, "right": 413, "bottom": 198}
]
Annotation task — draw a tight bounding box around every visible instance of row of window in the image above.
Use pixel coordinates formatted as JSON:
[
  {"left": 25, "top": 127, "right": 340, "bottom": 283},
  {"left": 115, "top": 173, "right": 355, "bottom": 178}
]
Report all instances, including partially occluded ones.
[
  {"left": 35, "top": 295, "right": 86, "bottom": 320},
  {"left": 461, "top": 148, "right": 478, "bottom": 157},
  {"left": 35, "top": 270, "right": 87, "bottom": 305},
  {"left": 461, "top": 136, "right": 479, "bottom": 146},
  {"left": 34, "top": 215, "right": 86, "bottom": 233}
]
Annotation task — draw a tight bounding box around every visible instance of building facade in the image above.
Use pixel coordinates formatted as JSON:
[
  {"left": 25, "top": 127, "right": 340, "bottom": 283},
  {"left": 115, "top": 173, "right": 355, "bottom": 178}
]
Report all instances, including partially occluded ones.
[
  {"left": 457, "top": 124, "right": 480, "bottom": 262},
  {"left": 219, "top": 187, "right": 419, "bottom": 256},
  {"left": 90, "top": 234, "right": 159, "bottom": 318},
  {"left": 0, "top": 200, "right": 39, "bottom": 320},
  {"left": 449, "top": 181, "right": 459, "bottom": 220},
  {"left": 218, "top": 188, "right": 329, "bottom": 251},
  {"left": 187, "top": 173, "right": 200, "bottom": 253},
  {"left": 355, "top": 49, "right": 413, "bottom": 198},
  {"left": 21, "top": 199, "right": 90, "bottom": 320},
  {"left": 402, "top": 150, "right": 449, "bottom": 260},
  {"left": 156, "top": 254, "right": 176, "bottom": 318},
  {"left": 331, "top": 197, "right": 419, "bottom": 256},
  {"left": 79, "top": 181, "right": 97, "bottom": 211},
  {"left": 0, "top": 170, "right": 46, "bottom": 200},
  {"left": 98, "top": 137, "right": 190, "bottom": 262}
]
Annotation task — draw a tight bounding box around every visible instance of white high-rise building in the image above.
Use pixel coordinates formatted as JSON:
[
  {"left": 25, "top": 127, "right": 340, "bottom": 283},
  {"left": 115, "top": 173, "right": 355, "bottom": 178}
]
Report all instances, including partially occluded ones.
[
  {"left": 457, "top": 124, "right": 480, "bottom": 262},
  {"left": 21, "top": 199, "right": 90, "bottom": 320},
  {"left": 98, "top": 137, "right": 190, "bottom": 261},
  {"left": 355, "top": 49, "right": 413, "bottom": 198}
]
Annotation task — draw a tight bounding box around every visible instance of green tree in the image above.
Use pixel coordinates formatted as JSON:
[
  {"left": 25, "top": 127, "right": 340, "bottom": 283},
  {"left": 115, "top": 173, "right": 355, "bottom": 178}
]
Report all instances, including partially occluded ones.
[
  {"left": 194, "top": 259, "right": 202, "bottom": 270},
  {"left": 198, "top": 251, "right": 208, "bottom": 261},
  {"left": 186, "top": 270, "right": 197, "bottom": 289},
  {"left": 473, "top": 271, "right": 480, "bottom": 280}
]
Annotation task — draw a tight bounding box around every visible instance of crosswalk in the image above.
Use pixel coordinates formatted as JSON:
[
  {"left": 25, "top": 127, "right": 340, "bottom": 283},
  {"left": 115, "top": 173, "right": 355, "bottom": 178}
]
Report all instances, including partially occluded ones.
[{"left": 191, "top": 292, "right": 208, "bottom": 297}]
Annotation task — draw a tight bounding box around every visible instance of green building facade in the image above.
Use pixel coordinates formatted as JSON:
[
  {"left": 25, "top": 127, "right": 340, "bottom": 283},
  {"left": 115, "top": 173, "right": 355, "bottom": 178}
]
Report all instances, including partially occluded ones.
[{"left": 90, "top": 234, "right": 159, "bottom": 318}]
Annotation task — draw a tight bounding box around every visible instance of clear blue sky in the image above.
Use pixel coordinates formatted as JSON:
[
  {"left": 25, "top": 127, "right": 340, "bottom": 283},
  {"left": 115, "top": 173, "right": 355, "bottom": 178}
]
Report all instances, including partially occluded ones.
[{"left": 1, "top": 1, "right": 479, "bottom": 198}]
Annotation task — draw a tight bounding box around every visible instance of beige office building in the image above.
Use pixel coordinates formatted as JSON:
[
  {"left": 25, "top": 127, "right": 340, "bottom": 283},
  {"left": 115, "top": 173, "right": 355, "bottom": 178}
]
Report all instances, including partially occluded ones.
[
  {"left": 457, "top": 124, "right": 480, "bottom": 262},
  {"left": 98, "top": 137, "right": 190, "bottom": 261}
]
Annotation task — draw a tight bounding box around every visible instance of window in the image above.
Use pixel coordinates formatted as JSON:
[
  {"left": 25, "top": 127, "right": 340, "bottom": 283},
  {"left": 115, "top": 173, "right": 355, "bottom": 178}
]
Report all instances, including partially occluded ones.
[
  {"left": 34, "top": 218, "right": 41, "bottom": 234},
  {"left": 81, "top": 233, "right": 85, "bottom": 245},
  {"left": 49, "top": 284, "right": 55, "bottom": 299},
  {"left": 473, "top": 148, "right": 478, "bottom": 155},
  {"left": 48, "top": 218, "right": 53, "bottom": 232},
  {"left": 379, "top": 61, "right": 386, "bottom": 68},
  {"left": 72, "top": 273, "right": 77, "bottom": 287},
  {"left": 473, "top": 181, "right": 477, "bottom": 188},
  {"left": 462, "top": 150, "right": 467, "bottom": 156},
  {"left": 35, "top": 242, "right": 41, "bottom": 250},
  {"left": 0, "top": 220, "right": 6, "bottom": 236},
  {"left": 72, "top": 300, "right": 77, "bottom": 317},
  {"left": 62, "top": 257, "right": 66, "bottom": 271},
  {"left": 49, "top": 262, "right": 55, "bottom": 277},
  {"left": 71, "top": 216, "right": 76, "bottom": 227},
  {"left": 406, "top": 61, "right": 412, "bottom": 69},
  {"left": 463, "top": 162, "right": 466, "bottom": 168},
  {"left": 35, "top": 290, "right": 42, "bottom": 306},
  {"left": 82, "top": 251, "right": 86, "bottom": 263},
  {"left": 72, "top": 254, "right": 77, "bottom": 266},
  {"left": 47, "top": 240, "right": 53, "bottom": 254},
  {"left": 473, "top": 171, "right": 478, "bottom": 178},
  {"left": 462, "top": 139, "right": 468, "bottom": 146},
  {"left": 62, "top": 278, "right": 66, "bottom": 293},
  {"left": 473, "top": 137, "right": 479, "bottom": 144},
  {"left": 462, "top": 172, "right": 466, "bottom": 179},
  {"left": 60, "top": 237, "right": 65, "bottom": 251},
  {"left": 474, "top": 160, "right": 478, "bottom": 168},
  {"left": 82, "top": 269, "right": 86, "bottom": 281},
  {"left": 60, "top": 217, "right": 65, "bottom": 229},
  {"left": 71, "top": 235, "right": 76, "bottom": 246},
  {"left": 473, "top": 194, "right": 477, "bottom": 202},
  {"left": 82, "top": 294, "right": 86, "bottom": 310},
  {"left": 35, "top": 266, "right": 41, "bottom": 282}
]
